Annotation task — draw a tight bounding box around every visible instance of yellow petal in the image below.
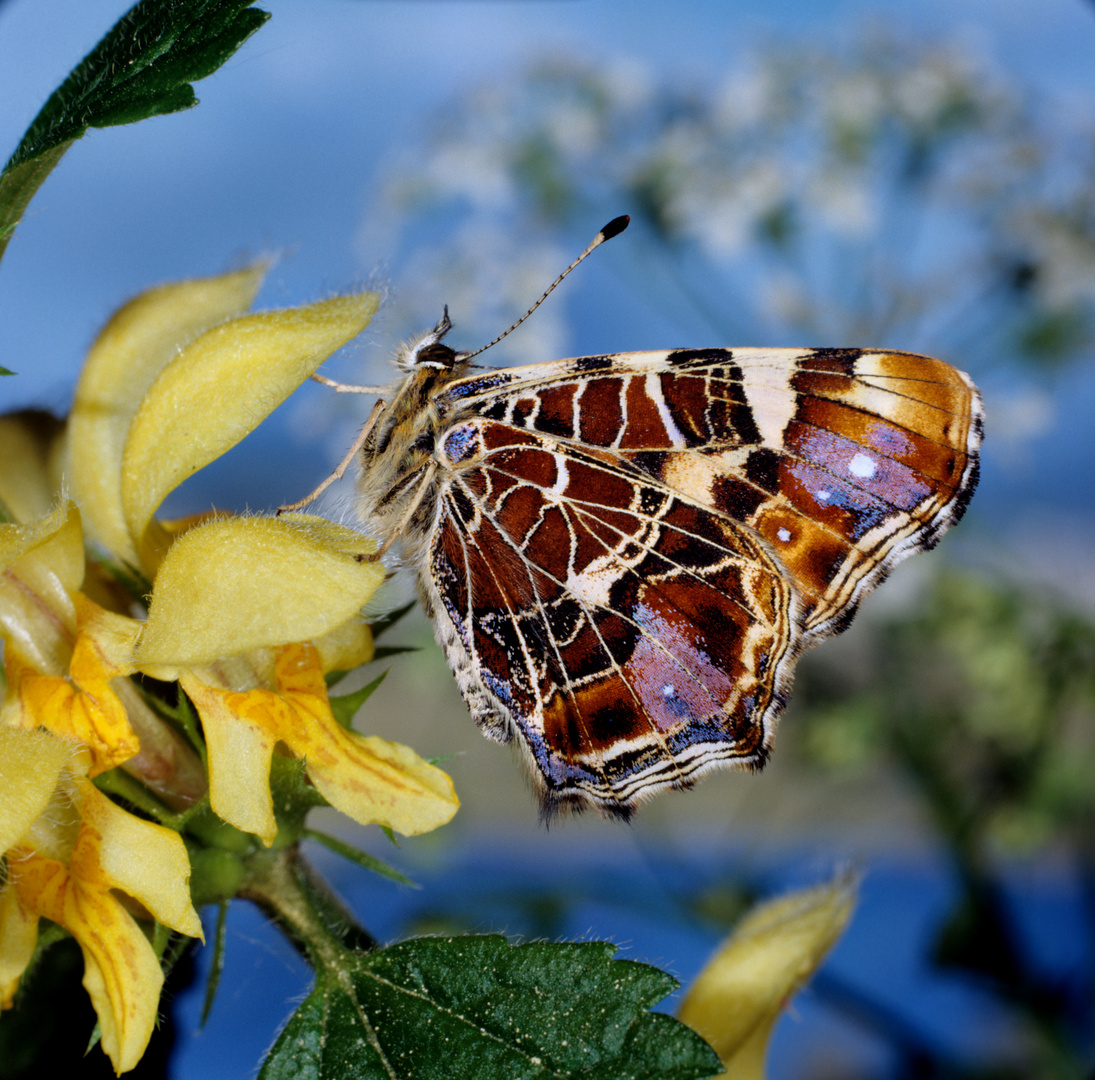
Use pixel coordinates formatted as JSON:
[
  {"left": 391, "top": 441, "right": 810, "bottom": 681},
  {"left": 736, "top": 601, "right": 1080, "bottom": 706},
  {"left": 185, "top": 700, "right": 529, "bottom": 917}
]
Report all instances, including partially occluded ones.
[
  {"left": 0, "top": 725, "right": 73, "bottom": 856},
  {"left": 313, "top": 616, "right": 374, "bottom": 674},
  {"left": 0, "top": 498, "right": 84, "bottom": 592},
  {"left": 263, "top": 643, "right": 458, "bottom": 836},
  {"left": 0, "top": 411, "right": 65, "bottom": 523},
  {"left": 136, "top": 515, "right": 384, "bottom": 669},
  {"left": 179, "top": 672, "right": 280, "bottom": 845},
  {"left": 68, "top": 265, "right": 268, "bottom": 564},
  {"left": 677, "top": 875, "right": 857, "bottom": 1079},
  {"left": 4, "top": 595, "right": 141, "bottom": 776},
  {"left": 120, "top": 291, "right": 379, "bottom": 568},
  {"left": 0, "top": 502, "right": 85, "bottom": 679},
  {"left": 75, "top": 779, "right": 202, "bottom": 940},
  {"left": 11, "top": 846, "right": 163, "bottom": 1074},
  {"left": 309, "top": 729, "right": 460, "bottom": 836},
  {"left": 182, "top": 644, "right": 458, "bottom": 844},
  {"left": 0, "top": 880, "right": 39, "bottom": 1008}
]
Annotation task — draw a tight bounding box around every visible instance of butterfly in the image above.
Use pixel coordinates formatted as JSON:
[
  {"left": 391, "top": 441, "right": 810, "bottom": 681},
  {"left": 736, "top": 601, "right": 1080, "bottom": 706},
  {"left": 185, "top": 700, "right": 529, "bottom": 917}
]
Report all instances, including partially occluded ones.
[{"left": 290, "top": 217, "right": 983, "bottom": 819}]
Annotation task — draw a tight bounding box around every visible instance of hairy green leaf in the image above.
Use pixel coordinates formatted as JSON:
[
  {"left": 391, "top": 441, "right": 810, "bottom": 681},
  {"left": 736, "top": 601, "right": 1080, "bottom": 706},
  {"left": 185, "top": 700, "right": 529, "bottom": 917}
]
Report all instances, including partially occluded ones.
[
  {"left": 0, "top": 0, "right": 269, "bottom": 262},
  {"left": 259, "top": 935, "right": 721, "bottom": 1080}
]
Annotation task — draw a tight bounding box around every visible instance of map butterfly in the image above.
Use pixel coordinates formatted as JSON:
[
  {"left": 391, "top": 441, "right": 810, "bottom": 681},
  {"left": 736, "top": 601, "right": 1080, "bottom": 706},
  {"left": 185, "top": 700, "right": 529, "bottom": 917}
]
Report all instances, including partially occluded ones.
[{"left": 289, "top": 217, "right": 983, "bottom": 819}]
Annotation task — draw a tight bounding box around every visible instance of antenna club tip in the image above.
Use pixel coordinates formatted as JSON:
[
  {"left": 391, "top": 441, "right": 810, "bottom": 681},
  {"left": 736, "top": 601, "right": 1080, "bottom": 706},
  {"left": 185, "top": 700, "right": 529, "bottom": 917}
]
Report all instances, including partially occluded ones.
[{"left": 600, "top": 215, "right": 630, "bottom": 241}]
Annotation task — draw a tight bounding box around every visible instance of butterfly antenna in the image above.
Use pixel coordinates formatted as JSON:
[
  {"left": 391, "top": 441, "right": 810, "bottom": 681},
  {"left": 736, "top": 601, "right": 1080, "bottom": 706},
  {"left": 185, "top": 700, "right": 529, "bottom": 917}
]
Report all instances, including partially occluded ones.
[{"left": 459, "top": 215, "right": 630, "bottom": 363}]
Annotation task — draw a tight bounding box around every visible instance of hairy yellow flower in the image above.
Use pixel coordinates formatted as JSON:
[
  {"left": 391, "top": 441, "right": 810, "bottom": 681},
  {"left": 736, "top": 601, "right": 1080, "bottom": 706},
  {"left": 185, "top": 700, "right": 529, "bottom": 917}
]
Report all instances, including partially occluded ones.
[
  {"left": 0, "top": 726, "right": 201, "bottom": 1074},
  {"left": 677, "top": 875, "right": 856, "bottom": 1079},
  {"left": 1, "top": 268, "right": 456, "bottom": 1073},
  {"left": 135, "top": 513, "right": 458, "bottom": 845}
]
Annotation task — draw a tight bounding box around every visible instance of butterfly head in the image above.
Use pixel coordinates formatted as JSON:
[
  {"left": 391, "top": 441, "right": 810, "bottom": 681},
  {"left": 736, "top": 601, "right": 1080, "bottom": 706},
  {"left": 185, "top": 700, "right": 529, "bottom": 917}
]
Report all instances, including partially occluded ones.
[{"left": 395, "top": 305, "right": 463, "bottom": 374}]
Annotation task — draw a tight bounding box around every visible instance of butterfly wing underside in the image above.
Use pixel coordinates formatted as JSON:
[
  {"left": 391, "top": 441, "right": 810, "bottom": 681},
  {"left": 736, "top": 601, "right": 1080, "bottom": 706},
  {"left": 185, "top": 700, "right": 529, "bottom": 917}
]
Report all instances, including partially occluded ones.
[{"left": 421, "top": 347, "right": 982, "bottom": 817}]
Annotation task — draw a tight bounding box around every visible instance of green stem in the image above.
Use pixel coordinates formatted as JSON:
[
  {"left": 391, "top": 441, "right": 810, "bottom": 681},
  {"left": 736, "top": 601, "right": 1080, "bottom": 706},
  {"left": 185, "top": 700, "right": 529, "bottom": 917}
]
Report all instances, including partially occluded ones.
[{"left": 240, "top": 847, "right": 377, "bottom": 969}]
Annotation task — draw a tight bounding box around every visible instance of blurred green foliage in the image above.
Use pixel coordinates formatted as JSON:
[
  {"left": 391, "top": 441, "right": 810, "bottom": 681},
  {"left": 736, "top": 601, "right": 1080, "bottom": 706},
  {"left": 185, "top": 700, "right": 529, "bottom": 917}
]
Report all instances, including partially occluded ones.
[{"left": 801, "top": 572, "right": 1095, "bottom": 857}]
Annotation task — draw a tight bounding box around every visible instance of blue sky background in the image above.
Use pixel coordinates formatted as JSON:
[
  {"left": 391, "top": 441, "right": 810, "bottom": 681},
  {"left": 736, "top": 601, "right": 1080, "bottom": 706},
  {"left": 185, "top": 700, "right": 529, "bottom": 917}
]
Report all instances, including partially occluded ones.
[
  {"left": 2, "top": 0, "right": 1093, "bottom": 616},
  {"left": 3, "top": 0, "right": 1094, "bottom": 399}
]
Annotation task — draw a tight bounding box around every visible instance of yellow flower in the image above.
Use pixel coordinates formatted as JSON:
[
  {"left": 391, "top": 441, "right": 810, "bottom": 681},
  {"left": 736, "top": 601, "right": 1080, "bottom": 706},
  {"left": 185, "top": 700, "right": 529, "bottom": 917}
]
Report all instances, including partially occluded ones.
[
  {"left": 0, "top": 726, "right": 201, "bottom": 1075},
  {"left": 677, "top": 875, "right": 856, "bottom": 1079},
  {"left": 3, "top": 270, "right": 456, "bottom": 845},
  {"left": 0, "top": 501, "right": 202, "bottom": 798},
  {"left": 1, "top": 268, "right": 457, "bottom": 1073},
  {"left": 134, "top": 514, "right": 458, "bottom": 845},
  {"left": 64, "top": 264, "right": 380, "bottom": 575}
]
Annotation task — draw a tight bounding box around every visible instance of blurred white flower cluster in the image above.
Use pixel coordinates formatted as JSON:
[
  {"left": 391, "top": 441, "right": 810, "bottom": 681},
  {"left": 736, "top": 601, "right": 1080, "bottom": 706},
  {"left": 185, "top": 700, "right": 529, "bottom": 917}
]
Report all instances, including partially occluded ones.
[{"left": 359, "top": 26, "right": 1095, "bottom": 378}]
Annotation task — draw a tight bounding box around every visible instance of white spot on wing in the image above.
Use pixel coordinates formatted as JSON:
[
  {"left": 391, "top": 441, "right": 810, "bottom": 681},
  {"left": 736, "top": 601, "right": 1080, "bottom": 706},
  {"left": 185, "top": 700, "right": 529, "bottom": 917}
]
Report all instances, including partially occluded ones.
[
  {"left": 777, "top": 527, "right": 792, "bottom": 542},
  {"left": 848, "top": 452, "right": 877, "bottom": 479}
]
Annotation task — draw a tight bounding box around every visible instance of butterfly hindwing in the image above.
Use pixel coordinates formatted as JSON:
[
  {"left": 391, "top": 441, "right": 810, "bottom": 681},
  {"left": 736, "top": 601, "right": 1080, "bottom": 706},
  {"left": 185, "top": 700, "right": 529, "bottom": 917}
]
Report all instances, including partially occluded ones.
[{"left": 426, "top": 420, "right": 797, "bottom": 816}]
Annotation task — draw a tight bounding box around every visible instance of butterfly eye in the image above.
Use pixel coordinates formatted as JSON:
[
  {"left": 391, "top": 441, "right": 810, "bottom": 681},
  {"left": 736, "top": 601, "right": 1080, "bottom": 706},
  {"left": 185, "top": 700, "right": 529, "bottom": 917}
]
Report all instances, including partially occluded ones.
[{"left": 413, "top": 342, "right": 458, "bottom": 369}]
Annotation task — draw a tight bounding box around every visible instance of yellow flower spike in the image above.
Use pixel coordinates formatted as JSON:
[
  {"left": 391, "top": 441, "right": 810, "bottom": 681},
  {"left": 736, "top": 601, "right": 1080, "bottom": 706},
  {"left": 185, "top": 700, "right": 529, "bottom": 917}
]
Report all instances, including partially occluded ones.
[
  {"left": 0, "top": 411, "right": 65, "bottom": 523},
  {"left": 120, "top": 291, "right": 379, "bottom": 573},
  {"left": 135, "top": 514, "right": 385, "bottom": 671},
  {"left": 677, "top": 875, "right": 857, "bottom": 1079},
  {"left": 67, "top": 265, "right": 269, "bottom": 564},
  {"left": 4, "top": 594, "right": 142, "bottom": 776},
  {"left": 181, "top": 643, "right": 458, "bottom": 846}
]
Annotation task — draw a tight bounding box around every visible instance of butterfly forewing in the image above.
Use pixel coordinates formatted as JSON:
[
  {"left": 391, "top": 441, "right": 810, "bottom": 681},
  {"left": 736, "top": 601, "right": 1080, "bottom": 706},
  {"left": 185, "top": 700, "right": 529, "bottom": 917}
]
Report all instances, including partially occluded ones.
[
  {"left": 445, "top": 347, "right": 981, "bottom": 636},
  {"left": 364, "top": 345, "right": 981, "bottom": 817}
]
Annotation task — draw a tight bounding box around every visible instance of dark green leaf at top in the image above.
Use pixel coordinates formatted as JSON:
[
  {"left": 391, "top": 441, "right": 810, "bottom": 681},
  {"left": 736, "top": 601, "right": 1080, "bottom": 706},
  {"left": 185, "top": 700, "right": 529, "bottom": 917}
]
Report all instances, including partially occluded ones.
[
  {"left": 6, "top": 0, "right": 269, "bottom": 171},
  {"left": 0, "top": 0, "right": 269, "bottom": 267},
  {"left": 259, "top": 935, "right": 721, "bottom": 1080}
]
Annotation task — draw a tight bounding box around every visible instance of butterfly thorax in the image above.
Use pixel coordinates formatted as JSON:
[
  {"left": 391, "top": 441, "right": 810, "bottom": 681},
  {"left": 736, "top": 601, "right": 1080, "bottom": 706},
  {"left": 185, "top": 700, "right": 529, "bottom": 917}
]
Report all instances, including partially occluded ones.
[{"left": 357, "top": 348, "right": 473, "bottom": 551}]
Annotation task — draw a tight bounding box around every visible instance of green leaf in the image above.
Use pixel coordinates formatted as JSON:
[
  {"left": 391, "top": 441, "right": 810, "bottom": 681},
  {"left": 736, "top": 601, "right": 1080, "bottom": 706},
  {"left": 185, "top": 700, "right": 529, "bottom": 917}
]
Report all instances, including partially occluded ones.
[
  {"left": 258, "top": 935, "right": 721, "bottom": 1080},
  {"left": 329, "top": 670, "right": 388, "bottom": 728},
  {"left": 370, "top": 645, "right": 420, "bottom": 661},
  {"left": 202, "top": 901, "right": 230, "bottom": 1026},
  {"left": 302, "top": 828, "right": 416, "bottom": 886},
  {"left": 0, "top": 0, "right": 269, "bottom": 263}
]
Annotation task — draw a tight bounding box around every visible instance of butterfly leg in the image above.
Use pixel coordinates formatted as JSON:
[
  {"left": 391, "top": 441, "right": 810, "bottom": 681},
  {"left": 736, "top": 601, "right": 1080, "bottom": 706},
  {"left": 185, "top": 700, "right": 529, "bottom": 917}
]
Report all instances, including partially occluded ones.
[
  {"left": 276, "top": 398, "right": 386, "bottom": 514},
  {"left": 371, "top": 463, "right": 439, "bottom": 561},
  {"left": 310, "top": 373, "right": 388, "bottom": 395}
]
